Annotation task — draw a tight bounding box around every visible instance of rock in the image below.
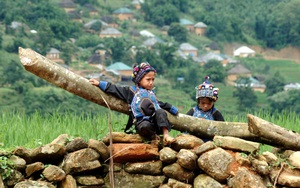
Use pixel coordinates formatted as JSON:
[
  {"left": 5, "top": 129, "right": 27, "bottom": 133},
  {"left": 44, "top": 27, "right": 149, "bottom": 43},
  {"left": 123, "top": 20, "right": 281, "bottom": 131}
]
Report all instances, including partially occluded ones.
[
  {"left": 228, "top": 167, "right": 266, "bottom": 188},
  {"left": 61, "top": 148, "right": 101, "bottom": 174},
  {"left": 177, "top": 149, "right": 198, "bottom": 171},
  {"left": 109, "top": 143, "right": 159, "bottom": 163},
  {"left": 25, "top": 162, "right": 44, "bottom": 177},
  {"left": 159, "top": 147, "right": 177, "bottom": 163},
  {"left": 14, "top": 180, "right": 56, "bottom": 188},
  {"left": 171, "top": 134, "right": 204, "bottom": 151},
  {"left": 163, "top": 163, "right": 195, "bottom": 183},
  {"left": 193, "top": 174, "right": 223, "bottom": 188},
  {"left": 124, "top": 160, "right": 163, "bottom": 175},
  {"left": 197, "top": 147, "right": 233, "bottom": 182},
  {"left": 58, "top": 174, "right": 77, "bottom": 188},
  {"left": 88, "top": 139, "right": 109, "bottom": 161},
  {"left": 42, "top": 165, "right": 66, "bottom": 182},
  {"left": 66, "top": 137, "right": 88, "bottom": 152}
]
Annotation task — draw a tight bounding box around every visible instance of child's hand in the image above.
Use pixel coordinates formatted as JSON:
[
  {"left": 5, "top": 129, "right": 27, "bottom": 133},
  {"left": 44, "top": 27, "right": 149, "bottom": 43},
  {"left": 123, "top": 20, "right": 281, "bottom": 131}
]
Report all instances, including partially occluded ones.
[{"left": 89, "top": 78, "right": 99, "bottom": 86}]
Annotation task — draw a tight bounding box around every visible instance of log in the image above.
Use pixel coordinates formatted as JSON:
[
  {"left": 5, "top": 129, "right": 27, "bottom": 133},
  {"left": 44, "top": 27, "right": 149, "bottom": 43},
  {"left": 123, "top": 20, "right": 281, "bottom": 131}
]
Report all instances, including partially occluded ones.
[
  {"left": 248, "top": 114, "right": 300, "bottom": 150},
  {"left": 18, "top": 47, "right": 297, "bottom": 149}
]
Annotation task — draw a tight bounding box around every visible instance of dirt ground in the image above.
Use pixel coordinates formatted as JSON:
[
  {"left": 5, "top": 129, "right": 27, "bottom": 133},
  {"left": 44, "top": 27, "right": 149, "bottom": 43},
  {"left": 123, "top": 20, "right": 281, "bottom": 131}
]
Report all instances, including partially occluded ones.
[{"left": 223, "top": 43, "right": 300, "bottom": 64}]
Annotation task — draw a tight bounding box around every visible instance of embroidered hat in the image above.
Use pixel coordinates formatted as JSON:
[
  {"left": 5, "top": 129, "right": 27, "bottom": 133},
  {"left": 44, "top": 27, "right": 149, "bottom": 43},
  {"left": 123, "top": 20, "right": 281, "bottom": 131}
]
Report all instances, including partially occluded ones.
[
  {"left": 131, "top": 62, "right": 156, "bottom": 84},
  {"left": 195, "top": 76, "right": 219, "bottom": 101}
]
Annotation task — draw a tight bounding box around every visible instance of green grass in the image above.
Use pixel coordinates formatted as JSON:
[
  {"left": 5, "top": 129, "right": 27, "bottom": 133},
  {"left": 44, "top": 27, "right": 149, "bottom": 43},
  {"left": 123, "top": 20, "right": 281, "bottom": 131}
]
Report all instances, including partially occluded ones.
[{"left": 1, "top": 109, "right": 299, "bottom": 154}]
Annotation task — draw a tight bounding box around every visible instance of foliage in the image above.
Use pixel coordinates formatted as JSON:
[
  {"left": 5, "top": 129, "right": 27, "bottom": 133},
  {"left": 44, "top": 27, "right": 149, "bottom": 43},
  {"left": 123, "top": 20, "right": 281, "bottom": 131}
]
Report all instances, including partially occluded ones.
[
  {"left": 264, "top": 71, "right": 285, "bottom": 96},
  {"left": 203, "top": 60, "right": 226, "bottom": 83},
  {"left": 233, "top": 78, "right": 258, "bottom": 111},
  {"left": 168, "top": 23, "right": 188, "bottom": 43},
  {"left": 0, "top": 156, "right": 14, "bottom": 180},
  {"left": 268, "top": 90, "right": 300, "bottom": 114}
]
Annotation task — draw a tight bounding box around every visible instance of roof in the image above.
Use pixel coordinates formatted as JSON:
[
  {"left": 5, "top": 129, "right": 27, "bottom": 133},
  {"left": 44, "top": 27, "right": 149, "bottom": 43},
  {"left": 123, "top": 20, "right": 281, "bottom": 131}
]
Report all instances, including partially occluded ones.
[
  {"left": 140, "top": 30, "right": 155, "bottom": 37},
  {"left": 227, "top": 64, "right": 251, "bottom": 74},
  {"left": 180, "top": 43, "right": 198, "bottom": 51},
  {"left": 106, "top": 62, "right": 132, "bottom": 71},
  {"left": 143, "top": 37, "right": 164, "bottom": 46},
  {"left": 113, "top": 7, "right": 133, "bottom": 14},
  {"left": 58, "top": 0, "right": 76, "bottom": 8},
  {"left": 194, "top": 22, "right": 207, "bottom": 28},
  {"left": 234, "top": 46, "right": 255, "bottom": 56},
  {"left": 201, "top": 52, "right": 225, "bottom": 63},
  {"left": 100, "top": 28, "right": 122, "bottom": 35},
  {"left": 84, "top": 19, "right": 108, "bottom": 29},
  {"left": 180, "top": 19, "right": 193, "bottom": 25},
  {"left": 47, "top": 48, "right": 60, "bottom": 54},
  {"left": 284, "top": 83, "right": 300, "bottom": 90}
]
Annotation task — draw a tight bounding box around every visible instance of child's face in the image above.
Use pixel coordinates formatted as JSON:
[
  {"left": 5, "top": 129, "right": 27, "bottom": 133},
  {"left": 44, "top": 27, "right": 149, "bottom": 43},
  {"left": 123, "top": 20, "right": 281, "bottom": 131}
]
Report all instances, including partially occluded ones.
[
  {"left": 139, "top": 71, "right": 155, "bottom": 90},
  {"left": 198, "top": 97, "right": 214, "bottom": 112}
]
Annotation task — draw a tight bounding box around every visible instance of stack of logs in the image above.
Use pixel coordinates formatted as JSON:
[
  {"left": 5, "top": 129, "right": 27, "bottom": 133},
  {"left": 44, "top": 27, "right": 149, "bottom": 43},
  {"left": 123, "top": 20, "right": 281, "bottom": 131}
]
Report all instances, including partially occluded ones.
[{"left": 1, "top": 132, "right": 300, "bottom": 188}]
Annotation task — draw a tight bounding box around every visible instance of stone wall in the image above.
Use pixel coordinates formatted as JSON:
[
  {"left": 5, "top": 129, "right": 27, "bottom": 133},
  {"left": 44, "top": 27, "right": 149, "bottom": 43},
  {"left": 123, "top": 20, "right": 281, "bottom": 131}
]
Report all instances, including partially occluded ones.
[{"left": 1, "top": 132, "right": 300, "bottom": 188}]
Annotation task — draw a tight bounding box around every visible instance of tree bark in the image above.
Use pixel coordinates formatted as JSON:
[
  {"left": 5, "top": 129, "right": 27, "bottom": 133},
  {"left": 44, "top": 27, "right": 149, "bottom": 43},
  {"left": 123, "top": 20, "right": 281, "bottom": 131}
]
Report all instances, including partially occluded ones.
[
  {"left": 18, "top": 47, "right": 299, "bottom": 150},
  {"left": 248, "top": 114, "right": 300, "bottom": 150}
]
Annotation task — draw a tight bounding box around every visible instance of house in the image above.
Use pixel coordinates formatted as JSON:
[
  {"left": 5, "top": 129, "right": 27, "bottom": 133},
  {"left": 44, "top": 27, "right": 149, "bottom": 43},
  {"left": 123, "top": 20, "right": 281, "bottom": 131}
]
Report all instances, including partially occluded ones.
[
  {"left": 68, "top": 11, "right": 83, "bottom": 23},
  {"left": 284, "top": 83, "right": 300, "bottom": 91},
  {"left": 179, "top": 43, "right": 198, "bottom": 57},
  {"left": 83, "top": 4, "right": 99, "bottom": 17},
  {"left": 101, "top": 16, "right": 119, "bottom": 28},
  {"left": 99, "top": 28, "right": 122, "bottom": 38},
  {"left": 113, "top": 7, "right": 134, "bottom": 21},
  {"left": 46, "top": 48, "right": 65, "bottom": 64},
  {"left": 194, "top": 22, "right": 207, "bottom": 36},
  {"left": 180, "top": 18, "right": 194, "bottom": 32},
  {"left": 142, "top": 37, "right": 164, "bottom": 50},
  {"left": 235, "top": 77, "right": 266, "bottom": 92},
  {"left": 140, "top": 30, "right": 155, "bottom": 38},
  {"left": 58, "top": 0, "right": 76, "bottom": 13},
  {"left": 233, "top": 46, "right": 255, "bottom": 57},
  {"left": 227, "top": 64, "right": 251, "bottom": 83},
  {"left": 105, "top": 62, "right": 133, "bottom": 82},
  {"left": 84, "top": 19, "right": 108, "bottom": 33},
  {"left": 86, "top": 51, "right": 105, "bottom": 71},
  {"left": 132, "top": 0, "right": 142, "bottom": 10},
  {"left": 198, "top": 52, "right": 229, "bottom": 67}
]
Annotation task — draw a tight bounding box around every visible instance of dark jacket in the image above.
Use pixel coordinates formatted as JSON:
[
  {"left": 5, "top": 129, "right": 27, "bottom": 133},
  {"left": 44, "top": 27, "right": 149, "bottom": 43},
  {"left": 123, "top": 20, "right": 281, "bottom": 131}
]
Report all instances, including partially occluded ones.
[
  {"left": 98, "top": 81, "right": 178, "bottom": 132},
  {"left": 186, "top": 107, "right": 224, "bottom": 121}
]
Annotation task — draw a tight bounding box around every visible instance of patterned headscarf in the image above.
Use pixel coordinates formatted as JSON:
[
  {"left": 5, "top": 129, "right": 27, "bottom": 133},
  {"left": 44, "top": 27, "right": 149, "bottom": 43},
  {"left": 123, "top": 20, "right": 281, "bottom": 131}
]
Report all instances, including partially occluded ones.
[
  {"left": 131, "top": 62, "right": 156, "bottom": 84},
  {"left": 195, "top": 76, "right": 219, "bottom": 101}
]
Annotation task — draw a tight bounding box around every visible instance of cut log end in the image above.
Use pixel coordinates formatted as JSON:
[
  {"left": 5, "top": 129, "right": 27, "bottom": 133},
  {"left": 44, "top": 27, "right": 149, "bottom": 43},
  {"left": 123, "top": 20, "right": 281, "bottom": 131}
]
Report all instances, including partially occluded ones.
[{"left": 19, "top": 47, "right": 35, "bottom": 66}]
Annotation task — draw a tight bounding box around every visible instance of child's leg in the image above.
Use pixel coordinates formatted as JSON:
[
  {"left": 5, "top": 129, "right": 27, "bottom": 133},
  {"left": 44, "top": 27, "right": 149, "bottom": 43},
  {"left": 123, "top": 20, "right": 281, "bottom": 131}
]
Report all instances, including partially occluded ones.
[
  {"left": 155, "top": 109, "right": 176, "bottom": 145},
  {"left": 135, "top": 120, "right": 157, "bottom": 141}
]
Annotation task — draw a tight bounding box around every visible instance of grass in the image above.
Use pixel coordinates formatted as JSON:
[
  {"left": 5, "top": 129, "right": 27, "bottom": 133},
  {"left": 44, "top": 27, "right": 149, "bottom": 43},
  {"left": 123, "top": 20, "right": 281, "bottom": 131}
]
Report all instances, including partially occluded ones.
[{"left": 1, "top": 109, "right": 299, "bottom": 154}]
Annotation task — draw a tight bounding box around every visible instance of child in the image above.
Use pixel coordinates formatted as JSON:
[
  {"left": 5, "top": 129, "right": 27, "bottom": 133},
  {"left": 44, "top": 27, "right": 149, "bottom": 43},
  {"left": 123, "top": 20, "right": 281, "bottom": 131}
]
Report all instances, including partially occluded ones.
[
  {"left": 89, "top": 62, "right": 178, "bottom": 145},
  {"left": 186, "top": 76, "right": 224, "bottom": 121}
]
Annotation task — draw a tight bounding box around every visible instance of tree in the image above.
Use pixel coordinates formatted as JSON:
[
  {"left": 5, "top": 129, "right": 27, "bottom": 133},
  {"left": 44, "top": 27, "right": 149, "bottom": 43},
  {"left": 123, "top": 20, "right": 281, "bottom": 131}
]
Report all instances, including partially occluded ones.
[
  {"left": 264, "top": 71, "right": 285, "bottom": 96},
  {"left": 268, "top": 90, "right": 300, "bottom": 113},
  {"left": 203, "top": 60, "right": 226, "bottom": 83},
  {"left": 233, "top": 78, "right": 258, "bottom": 111},
  {"left": 168, "top": 23, "right": 188, "bottom": 43}
]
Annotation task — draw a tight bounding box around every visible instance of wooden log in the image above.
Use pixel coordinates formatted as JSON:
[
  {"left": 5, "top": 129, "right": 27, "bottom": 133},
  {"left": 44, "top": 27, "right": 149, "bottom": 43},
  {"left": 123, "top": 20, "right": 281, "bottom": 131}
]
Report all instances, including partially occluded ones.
[
  {"left": 248, "top": 114, "right": 300, "bottom": 150},
  {"left": 18, "top": 47, "right": 294, "bottom": 149}
]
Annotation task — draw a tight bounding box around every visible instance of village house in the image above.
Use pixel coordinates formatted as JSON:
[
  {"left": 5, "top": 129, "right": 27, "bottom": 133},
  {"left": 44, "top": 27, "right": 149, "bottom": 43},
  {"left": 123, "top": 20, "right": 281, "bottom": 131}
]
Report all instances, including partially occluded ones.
[
  {"left": 235, "top": 77, "right": 266, "bottom": 92},
  {"left": 84, "top": 19, "right": 108, "bottom": 33},
  {"left": 58, "top": 0, "right": 76, "bottom": 13},
  {"left": 104, "top": 62, "right": 133, "bottom": 82},
  {"left": 179, "top": 43, "right": 198, "bottom": 57},
  {"left": 194, "top": 22, "right": 207, "bottom": 36},
  {"left": 180, "top": 18, "right": 194, "bottom": 32},
  {"left": 132, "top": 0, "right": 142, "bottom": 10},
  {"left": 227, "top": 64, "right": 252, "bottom": 84},
  {"left": 233, "top": 46, "right": 255, "bottom": 57},
  {"left": 113, "top": 7, "right": 134, "bottom": 21},
  {"left": 99, "top": 28, "right": 122, "bottom": 38},
  {"left": 83, "top": 4, "right": 99, "bottom": 17},
  {"left": 68, "top": 10, "right": 83, "bottom": 23},
  {"left": 101, "top": 16, "right": 119, "bottom": 28},
  {"left": 284, "top": 83, "right": 300, "bottom": 91},
  {"left": 46, "top": 48, "right": 65, "bottom": 64}
]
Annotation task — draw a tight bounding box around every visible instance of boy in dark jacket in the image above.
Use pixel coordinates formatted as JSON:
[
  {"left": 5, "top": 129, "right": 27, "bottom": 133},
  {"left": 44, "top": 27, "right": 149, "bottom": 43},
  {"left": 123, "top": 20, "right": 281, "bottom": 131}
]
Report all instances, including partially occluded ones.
[
  {"left": 186, "top": 76, "right": 224, "bottom": 121},
  {"left": 89, "top": 62, "right": 178, "bottom": 145}
]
